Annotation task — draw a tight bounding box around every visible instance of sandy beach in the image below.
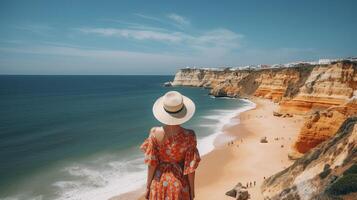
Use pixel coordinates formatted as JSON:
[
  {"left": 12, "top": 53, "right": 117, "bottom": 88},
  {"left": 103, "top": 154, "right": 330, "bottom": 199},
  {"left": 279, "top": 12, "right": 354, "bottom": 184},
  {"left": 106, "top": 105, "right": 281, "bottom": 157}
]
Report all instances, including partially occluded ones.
[
  {"left": 194, "top": 98, "right": 304, "bottom": 199},
  {"left": 112, "top": 97, "right": 304, "bottom": 200}
]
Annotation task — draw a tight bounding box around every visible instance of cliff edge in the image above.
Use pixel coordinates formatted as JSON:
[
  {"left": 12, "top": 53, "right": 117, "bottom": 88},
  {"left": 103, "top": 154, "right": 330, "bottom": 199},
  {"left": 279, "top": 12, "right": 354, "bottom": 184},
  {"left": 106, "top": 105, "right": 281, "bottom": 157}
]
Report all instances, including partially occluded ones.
[{"left": 261, "top": 116, "right": 357, "bottom": 200}]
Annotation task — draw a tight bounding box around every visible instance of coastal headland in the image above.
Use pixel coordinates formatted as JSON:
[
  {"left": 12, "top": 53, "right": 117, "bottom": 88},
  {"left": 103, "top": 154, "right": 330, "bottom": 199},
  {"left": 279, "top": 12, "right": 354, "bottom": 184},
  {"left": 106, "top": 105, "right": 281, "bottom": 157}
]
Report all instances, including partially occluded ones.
[
  {"left": 114, "top": 60, "right": 357, "bottom": 200},
  {"left": 172, "top": 60, "right": 357, "bottom": 200}
]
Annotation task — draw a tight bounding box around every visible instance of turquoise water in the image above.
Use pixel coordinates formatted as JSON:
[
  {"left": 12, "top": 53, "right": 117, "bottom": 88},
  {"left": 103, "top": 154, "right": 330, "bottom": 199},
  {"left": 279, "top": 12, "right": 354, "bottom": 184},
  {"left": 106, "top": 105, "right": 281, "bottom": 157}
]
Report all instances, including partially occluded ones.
[{"left": 0, "top": 75, "right": 253, "bottom": 200}]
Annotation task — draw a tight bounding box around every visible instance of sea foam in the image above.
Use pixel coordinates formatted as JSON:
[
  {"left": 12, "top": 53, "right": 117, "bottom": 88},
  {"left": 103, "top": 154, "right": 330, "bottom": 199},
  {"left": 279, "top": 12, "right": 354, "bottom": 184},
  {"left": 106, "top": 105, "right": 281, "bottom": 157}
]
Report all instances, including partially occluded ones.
[
  {"left": 52, "top": 156, "right": 147, "bottom": 200},
  {"left": 197, "top": 99, "right": 256, "bottom": 155}
]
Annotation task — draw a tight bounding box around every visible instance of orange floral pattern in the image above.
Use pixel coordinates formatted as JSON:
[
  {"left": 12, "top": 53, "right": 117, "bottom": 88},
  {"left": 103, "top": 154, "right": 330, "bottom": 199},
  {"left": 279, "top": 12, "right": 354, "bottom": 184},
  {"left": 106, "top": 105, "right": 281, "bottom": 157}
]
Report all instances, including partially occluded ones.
[{"left": 140, "top": 129, "right": 200, "bottom": 200}]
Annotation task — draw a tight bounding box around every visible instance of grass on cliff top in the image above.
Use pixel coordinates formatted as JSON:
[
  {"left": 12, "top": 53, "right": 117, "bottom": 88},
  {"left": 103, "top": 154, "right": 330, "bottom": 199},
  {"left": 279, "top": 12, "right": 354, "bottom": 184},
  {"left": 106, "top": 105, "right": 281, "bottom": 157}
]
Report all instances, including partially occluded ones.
[
  {"left": 327, "top": 174, "right": 357, "bottom": 195},
  {"left": 327, "top": 164, "right": 357, "bottom": 196}
]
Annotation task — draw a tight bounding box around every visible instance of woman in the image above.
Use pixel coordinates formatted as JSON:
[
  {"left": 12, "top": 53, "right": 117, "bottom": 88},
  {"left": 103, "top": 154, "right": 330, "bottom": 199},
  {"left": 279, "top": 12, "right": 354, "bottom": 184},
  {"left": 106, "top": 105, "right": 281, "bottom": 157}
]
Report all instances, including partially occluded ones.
[{"left": 141, "top": 91, "right": 201, "bottom": 200}]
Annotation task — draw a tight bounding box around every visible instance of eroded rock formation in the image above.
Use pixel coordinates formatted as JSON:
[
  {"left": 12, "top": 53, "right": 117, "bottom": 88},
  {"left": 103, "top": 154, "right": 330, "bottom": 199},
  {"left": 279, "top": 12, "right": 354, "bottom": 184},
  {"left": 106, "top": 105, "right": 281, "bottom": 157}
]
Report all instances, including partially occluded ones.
[
  {"left": 208, "top": 66, "right": 313, "bottom": 100},
  {"left": 261, "top": 117, "right": 357, "bottom": 200},
  {"left": 279, "top": 62, "right": 357, "bottom": 114},
  {"left": 172, "top": 62, "right": 357, "bottom": 111},
  {"left": 291, "top": 110, "right": 347, "bottom": 157},
  {"left": 291, "top": 98, "right": 357, "bottom": 157},
  {"left": 172, "top": 68, "right": 242, "bottom": 88}
]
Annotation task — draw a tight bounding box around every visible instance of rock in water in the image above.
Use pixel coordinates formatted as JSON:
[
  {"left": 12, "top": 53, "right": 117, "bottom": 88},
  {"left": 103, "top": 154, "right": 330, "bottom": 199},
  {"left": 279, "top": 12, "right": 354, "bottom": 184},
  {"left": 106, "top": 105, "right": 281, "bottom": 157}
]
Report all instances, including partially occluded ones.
[
  {"left": 163, "top": 81, "right": 172, "bottom": 87},
  {"left": 225, "top": 183, "right": 250, "bottom": 200}
]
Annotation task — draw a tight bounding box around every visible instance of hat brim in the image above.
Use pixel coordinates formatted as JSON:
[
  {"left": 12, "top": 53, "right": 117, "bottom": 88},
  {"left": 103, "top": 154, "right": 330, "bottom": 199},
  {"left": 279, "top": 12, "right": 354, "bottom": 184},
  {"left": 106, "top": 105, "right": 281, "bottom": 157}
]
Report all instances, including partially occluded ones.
[{"left": 153, "top": 95, "right": 195, "bottom": 125}]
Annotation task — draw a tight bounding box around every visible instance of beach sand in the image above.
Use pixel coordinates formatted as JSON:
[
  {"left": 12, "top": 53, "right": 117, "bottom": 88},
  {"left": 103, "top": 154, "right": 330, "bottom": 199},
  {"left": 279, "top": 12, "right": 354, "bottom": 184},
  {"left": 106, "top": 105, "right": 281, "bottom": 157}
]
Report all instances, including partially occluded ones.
[
  {"left": 112, "top": 98, "right": 304, "bottom": 200},
  {"left": 194, "top": 98, "right": 304, "bottom": 199}
]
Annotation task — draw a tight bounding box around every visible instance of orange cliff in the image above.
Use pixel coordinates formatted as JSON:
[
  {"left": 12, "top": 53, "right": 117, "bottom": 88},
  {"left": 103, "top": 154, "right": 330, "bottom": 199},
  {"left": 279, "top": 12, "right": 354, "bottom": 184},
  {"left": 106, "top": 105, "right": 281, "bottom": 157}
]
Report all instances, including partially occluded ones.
[
  {"left": 292, "top": 109, "right": 347, "bottom": 156},
  {"left": 205, "top": 66, "right": 312, "bottom": 99},
  {"left": 291, "top": 98, "right": 357, "bottom": 158},
  {"left": 252, "top": 67, "right": 311, "bottom": 102},
  {"left": 279, "top": 62, "right": 357, "bottom": 114},
  {"left": 172, "top": 61, "right": 357, "bottom": 157},
  {"left": 282, "top": 62, "right": 357, "bottom": 157}
]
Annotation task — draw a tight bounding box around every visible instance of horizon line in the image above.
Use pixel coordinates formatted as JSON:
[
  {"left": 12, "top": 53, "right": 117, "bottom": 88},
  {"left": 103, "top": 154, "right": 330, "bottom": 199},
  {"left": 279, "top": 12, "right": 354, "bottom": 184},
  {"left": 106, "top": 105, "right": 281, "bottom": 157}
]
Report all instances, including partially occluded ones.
[{"left": 0, "top": 74, "right": 175, "bottom": 76}]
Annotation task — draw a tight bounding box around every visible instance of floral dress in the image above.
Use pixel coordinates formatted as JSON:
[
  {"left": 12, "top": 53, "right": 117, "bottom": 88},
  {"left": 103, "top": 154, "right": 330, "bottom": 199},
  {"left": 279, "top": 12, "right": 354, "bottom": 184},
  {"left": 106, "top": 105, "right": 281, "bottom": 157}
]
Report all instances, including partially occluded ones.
[{"left": 140, "top": 128, "right": 201, "bottom": 200}]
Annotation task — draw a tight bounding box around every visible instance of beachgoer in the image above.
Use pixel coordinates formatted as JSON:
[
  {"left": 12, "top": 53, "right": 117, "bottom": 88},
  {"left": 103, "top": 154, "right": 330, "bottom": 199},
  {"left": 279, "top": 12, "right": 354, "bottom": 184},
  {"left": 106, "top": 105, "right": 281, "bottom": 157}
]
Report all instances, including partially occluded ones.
[{"left": 141, "top": 91, "right": 200, "bottom": 200}]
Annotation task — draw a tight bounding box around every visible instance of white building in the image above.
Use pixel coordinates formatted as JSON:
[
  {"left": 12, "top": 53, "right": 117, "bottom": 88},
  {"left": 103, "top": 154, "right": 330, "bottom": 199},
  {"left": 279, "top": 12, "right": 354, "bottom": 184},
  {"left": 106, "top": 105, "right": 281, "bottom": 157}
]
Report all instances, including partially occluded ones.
[{"left": 318, "top": 59, "right": 332, "bottom": 65}]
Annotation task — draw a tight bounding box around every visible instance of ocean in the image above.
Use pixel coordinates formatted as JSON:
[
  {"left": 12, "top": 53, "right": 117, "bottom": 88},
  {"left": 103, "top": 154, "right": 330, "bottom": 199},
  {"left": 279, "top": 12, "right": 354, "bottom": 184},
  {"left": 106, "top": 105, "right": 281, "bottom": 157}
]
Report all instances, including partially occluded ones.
[{"left": 0, "top": 75, "right": 255, "bottom": 200}]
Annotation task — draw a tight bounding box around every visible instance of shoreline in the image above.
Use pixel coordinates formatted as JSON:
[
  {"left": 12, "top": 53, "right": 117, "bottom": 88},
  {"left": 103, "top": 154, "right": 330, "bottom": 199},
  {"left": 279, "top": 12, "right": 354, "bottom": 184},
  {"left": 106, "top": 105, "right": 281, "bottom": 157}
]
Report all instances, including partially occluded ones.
[
  {"left": 111, "top": 97, "right": 304, "bottom": 200},
  {"left": 194, "top": 98, "right": 304, "bottom": 199}
]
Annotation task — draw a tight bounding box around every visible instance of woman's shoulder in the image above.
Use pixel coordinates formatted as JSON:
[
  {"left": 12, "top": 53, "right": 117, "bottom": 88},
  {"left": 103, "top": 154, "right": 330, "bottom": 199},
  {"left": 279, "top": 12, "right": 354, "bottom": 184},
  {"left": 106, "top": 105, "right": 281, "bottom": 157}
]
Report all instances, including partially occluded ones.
[
  {"left": 183, "top": 128, "right": 196, "bottom": 139},
  {"left": 149, "top": 126, "right": 165, "bottom": 142}
]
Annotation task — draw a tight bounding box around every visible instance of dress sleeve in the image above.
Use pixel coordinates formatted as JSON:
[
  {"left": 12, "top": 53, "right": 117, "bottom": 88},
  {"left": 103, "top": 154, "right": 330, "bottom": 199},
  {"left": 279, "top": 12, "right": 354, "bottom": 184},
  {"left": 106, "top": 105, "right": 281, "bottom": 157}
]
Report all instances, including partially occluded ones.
[
  {"left": 183, "top": 133, "right": 201, "bottom": 175},
  {"left": 140, "top": 135, "right": 159, "bottom": 166}
]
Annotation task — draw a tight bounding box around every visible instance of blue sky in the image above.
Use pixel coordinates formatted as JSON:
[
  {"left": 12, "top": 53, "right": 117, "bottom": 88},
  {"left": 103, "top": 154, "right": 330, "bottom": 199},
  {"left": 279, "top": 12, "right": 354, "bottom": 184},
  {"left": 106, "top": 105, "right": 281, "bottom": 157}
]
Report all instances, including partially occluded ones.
[{"left": 0, "top": 0, "right": 356, "bottom": 75}]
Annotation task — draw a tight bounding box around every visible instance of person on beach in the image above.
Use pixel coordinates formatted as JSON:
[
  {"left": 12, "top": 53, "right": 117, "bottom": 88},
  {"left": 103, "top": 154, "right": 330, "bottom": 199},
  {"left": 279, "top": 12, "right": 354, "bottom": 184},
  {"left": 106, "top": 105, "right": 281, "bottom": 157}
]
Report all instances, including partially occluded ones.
[{"left": 141, "top": 91, "right": 201, "bottom": 200}]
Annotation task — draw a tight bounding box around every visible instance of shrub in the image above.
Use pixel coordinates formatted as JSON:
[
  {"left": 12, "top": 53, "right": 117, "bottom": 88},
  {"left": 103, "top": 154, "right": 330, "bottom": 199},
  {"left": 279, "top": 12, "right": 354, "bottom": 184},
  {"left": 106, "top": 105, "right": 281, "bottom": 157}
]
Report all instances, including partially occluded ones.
[
  {"left": 343, "top": 164, "right": 357, "bottom": 176},
  {"left": 326, "top": 174, "right": 357, "bottom": 195}
]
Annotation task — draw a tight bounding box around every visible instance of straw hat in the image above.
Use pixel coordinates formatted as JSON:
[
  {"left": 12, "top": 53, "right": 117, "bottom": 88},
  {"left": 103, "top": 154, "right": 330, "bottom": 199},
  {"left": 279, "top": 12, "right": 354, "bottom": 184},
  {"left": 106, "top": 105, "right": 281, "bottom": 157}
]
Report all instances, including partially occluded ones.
[{"left": 153, "top": 91, "right": 195, "bottom": 125}]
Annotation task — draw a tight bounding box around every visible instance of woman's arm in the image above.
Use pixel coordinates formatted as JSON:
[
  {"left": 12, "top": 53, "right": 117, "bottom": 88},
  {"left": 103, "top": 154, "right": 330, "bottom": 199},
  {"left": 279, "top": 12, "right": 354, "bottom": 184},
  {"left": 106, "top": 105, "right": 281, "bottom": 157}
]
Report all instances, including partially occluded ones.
[
  {"left": 145, "top": 165, "right": 157, "bottom": 199},
  {"left": 187, "top": 172, "right": 196, "bottom": 199}
]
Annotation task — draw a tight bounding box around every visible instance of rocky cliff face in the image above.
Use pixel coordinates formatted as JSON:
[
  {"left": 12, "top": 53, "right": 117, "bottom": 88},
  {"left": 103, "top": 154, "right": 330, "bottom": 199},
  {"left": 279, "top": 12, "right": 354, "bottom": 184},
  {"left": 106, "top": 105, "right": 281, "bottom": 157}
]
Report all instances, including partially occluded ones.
[
  {"left": 291, "top": 98, "right": 357, "bottom": 157},
  {"left": 176, "top": 66, "right": 314, "bottom": 100},
  {"left": 172, "top": 61, "right": 357, "bottom": 155},
  {"left": 173, "top": 62, "right": 357, "bottom": 109},
  {"left": 279, "top": 62, "right": 357, "bottom": 114},
  {"left": 261, "top": 117, "right": 357, "bottom": 200},
  {"left": 171, "top": 68, "right": 241, "bottom": 88},
  {"left": 291, "top": 110, "right": 348, "bottom": 157},
  {"left": 253, "top": 67, "right": 312, "bottom": 102}
]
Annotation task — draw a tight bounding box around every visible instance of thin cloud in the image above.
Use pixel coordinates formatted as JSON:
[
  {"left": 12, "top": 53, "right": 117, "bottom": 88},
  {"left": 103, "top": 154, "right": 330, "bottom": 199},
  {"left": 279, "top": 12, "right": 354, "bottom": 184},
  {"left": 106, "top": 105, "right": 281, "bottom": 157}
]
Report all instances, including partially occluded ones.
[
  {"left": 167, "top": 13, "right": 190, "bottom": 27},
  {"left": 193, "top": 29, "right": 243, "bottom": 49},
  {"left": 77, "top": 27, "right": 243, "bottom": 53},
  {"left": 78, "top": 27, "right": 185, "bottom": 42},
  {"left": 2, "top": 14, "right": 244, "bottom": 74},
  {"left": 0, "top": 44, "right": 194, "bottom": 74},
  {"left": 0, "top": 45, "right": 180, "bottom": 59},
  {"left": 100, "top": 19, "right": 146, "bottom": 27},
  {"left": 99, "top": 18, "right": 169, "bottom": 32},
  {"left": 134, "top": 13, "right": 189, "bottom": 30},
  {"left": 0, "top": 42, "right": 320, "bottom": 75},
  {"left": 88, "top": 14, "right": 243, "bottom": 52},
  {"left": 134, "top": 13, "right": 166, "bottom": 24}
]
